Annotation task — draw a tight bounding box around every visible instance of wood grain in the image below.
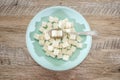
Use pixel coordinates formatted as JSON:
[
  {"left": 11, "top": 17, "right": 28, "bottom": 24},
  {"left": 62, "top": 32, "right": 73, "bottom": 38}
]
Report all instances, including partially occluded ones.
[
  {"left": 0, "top": 0, "right": 119, "bottom": 16},
  {"left": 0, "top": 0, "right": 120, "bottom": 80}
]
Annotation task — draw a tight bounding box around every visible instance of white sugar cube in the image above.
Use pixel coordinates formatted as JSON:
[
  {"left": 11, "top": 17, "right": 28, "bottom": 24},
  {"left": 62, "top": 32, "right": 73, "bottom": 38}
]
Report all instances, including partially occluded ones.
[
  {"left": 67, "top": 50, "right": 73, "bottom": 56},
  {"left": 76, "top": 43, "right": 83, "bottom": 48},
  {"left": 54, "top": 17, "right": 59, "bottom": 22},
  {"left": 49, "top": 39, "right": 55, "bottom": 42},
  {"left": 43, "top": 46, "right": 47, "bottom": 51},
  {"left": 51, "top": 30, "right": 63, "bottom": 37},
  {"left": 53, "top": 23, "right": 58, "bottom": 29},
  {"left": 57, "top": 53, "right": 63, "bottom": 59},
  {"left": 34, "top": 34, "right": 39, "bottom": 40},
  {"left": 68, "top": 40, "right": 74, "bottom": 45},
  {"left": 62, "top": 38, "right": 68, "bottom": 42},
  {"left": 69, "top": 34, "right": 76, "bottom": 40},
  {"left": 62, "top": 42, "right": 69, "bottom": 48},
  {"left": 49, "top": 53, "right": 56, "bottom": 58},
  {"left": 58, "top": 21, "right": 62, "bottom": 28},
  {"left": 39, "top": 40, "right": 44, "bottom": 45},
  {"left": 61, "top": 49, "right": 68, "bottom": 54},
  {"left": 53, "top": 49, "right": 60, "bottom": 55},
  {"left": 52, "top": 41, "right": 59, "bottom": 47},
  {"left": 51, "top": 30, "right": 57, "bottom": 37},
  {"left": 59, "top": 43, "right": 63, "bottom": 48},
  {"left": 44, "top": 33, "right": 50, "bottom": 40},
  {"left": 77, "top": 36, "right": 82, "bottom": 42},
  {"left": 71, "top": 28, "right": 76, "bottom": 32},
  {"left": 49, "top": 16, "right": 54, "bottom": 22},
  {"left": 65, "top": 22, "right": 72, "bottom": 28},
  {"left": 64, "top": 29, "right": 71, "bottom": 33},
  {"left": 39, "top": 27, "right": 44, "bottom": 32},
  {"left": 47, "top": 22, "right": 52, "bottom": 27},
  {"left": 48, "top": 46, "right": 53, "bottom": 51},
  {"left": 58, "top": 20, "right": 66, "bottom": 29},
  {"left": 39, "top": 34, "right": 44, "bottom": 40},
  {"left": 47, "top": 51, "right": 55, "bottom": 58},
  {"left": 71, "top": 46, "right": 76, "bottom": 52},
  {"left": 62, "top": 55, "right": 69, "bottom": 61},
  {"left": 45, "top": 52, "right": 50, "bottom": 56},
  {"left": 72, "top": 41, "right": 78, "bottom": 46},
  {"left": 58, "top": 30, "right": 63, "bottom": 37},
  {"left": 45, "top": 41, "right": 51, "bottom": 46},
  {"left": 62, "top": 36, "right": 68, "bottom": 42},
  {"left": 56, "top": 39, "right": 61, "bottom": 43},
  {"left": 66, "top": 46, "right": 71, "bottom": 50},
  {"left": 42, "top": 22, "right": 47, "bottom": 27}
]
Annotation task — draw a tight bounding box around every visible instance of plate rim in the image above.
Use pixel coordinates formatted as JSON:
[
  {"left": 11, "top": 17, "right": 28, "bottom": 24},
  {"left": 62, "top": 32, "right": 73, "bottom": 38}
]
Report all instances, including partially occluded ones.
[{"left": 26, "top": 6, "right": 92, "bottom": 71}]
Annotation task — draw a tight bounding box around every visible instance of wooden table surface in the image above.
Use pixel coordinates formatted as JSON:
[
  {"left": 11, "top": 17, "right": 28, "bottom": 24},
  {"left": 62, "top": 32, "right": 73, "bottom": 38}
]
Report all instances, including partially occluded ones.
[{"left": 0, "top": 0, "right": 120, "bottom": 80}]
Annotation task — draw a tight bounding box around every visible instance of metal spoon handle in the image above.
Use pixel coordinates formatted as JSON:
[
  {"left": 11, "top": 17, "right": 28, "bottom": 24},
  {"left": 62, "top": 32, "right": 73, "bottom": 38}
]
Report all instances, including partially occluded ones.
[{"left": 71, "top": 31, "right": 98, "bottom": 36}]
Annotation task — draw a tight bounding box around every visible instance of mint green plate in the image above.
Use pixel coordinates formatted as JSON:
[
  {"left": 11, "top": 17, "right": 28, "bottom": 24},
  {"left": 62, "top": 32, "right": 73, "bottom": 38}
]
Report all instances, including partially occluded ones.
[{"left": 26, "top": 6, "right": 92, "bottom": 71}]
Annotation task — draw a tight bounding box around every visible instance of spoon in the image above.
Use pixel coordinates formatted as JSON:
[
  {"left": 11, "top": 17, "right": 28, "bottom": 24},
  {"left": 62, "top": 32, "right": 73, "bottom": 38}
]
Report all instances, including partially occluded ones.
[
  {"left": 69, "top": 30, "right": 98, "bottom": 36},
  {"left": 49, "top": 29, "right": 98, "bottom": 38}
]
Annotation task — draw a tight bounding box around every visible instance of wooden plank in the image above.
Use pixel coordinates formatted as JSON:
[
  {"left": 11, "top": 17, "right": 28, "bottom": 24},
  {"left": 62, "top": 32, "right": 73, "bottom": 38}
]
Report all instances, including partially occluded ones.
[
  {"left": 0, "top": 55, "right": 120, "bottom": 80},
  {"left": 0, "top": 0, "right": 119, "bottom": 6},
  {"left": 0, "top": 1, "right": 119, "bottom": 16}
]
